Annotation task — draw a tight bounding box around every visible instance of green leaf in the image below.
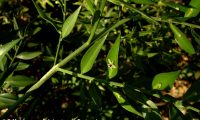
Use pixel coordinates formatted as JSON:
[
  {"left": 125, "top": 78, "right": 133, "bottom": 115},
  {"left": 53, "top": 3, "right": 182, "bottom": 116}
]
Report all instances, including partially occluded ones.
[
  {"left": 113, "top": 91, "right": 143, "bottom": 117},
  {"left": 0, "top": 63, "right": 18, "bottom": 87},
  {"left": 81, "top": 34, "right": 108, "bottom": 74},
  {"left": 0, "top": 93, "right": 17, "bottom": 109},
  {"left": 16, "top": 51, "right": 42, "bottom": 60},
  {"left": 169, "top": 105, "right": 186, "bottom": 120},
  {"left": 191, "top": 29, "right": 200, "bottom": 46},
  {"left": 152, "top": 71, "right": 180, "bottom": 90},
  {"left": 0, "top": 56, "right": 7, "bottom": 71},
  {"left": 106, "top": 34, "right": 121, "bottom": 79},
  {"left": 123, "top": 86, "right": 157, "bottom": 109},
  {"left": 184, "top": 8, "right": 199, "bottom": 18},
  {"left": 131, "top": 0, "right": 154, "bottom": 4},
  {"left": 183, "top": 80, "right": 200, "bottom": 102},
  {"left": 15, "top": 62, "right": 30, "bottom": 71},
  {"left": 89, "top": 82, "right": 102, "bottom": 108},
  {"left": 32, "top": 0, "right": 60, "bottom": 32},
  {"left": 188, "top": 0, "right": 200, "bottom": 10},
  {"left": 85, "top": 0, "right": 95, "bottom": 15},
  {"left": 61, "top": 6, "right": 81, "bottom": 39},
  {"left": 0, "top": 39, "right": 20, "bottom": 61},
  {"left": 169, "top": 23, "right": 195, "bottom": 55},
  {"left": 6, "top": 75, "right": 36, "bottom": 87},
  {"left": 144, "top": 110, "right": 162, "bottom": 120},
  {"left": 163, "top": 2, "right": 189, "bottom": 13}
]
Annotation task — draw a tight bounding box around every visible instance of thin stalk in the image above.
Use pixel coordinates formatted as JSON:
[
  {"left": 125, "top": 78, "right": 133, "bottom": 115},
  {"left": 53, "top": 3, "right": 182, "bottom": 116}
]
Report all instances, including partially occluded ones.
[
  {"left": 9, "top": 17, "right": 23, "bottom": 67},
  {"left": 63, "top": 0, "right": 67, "bottom": 21},
  {"left": 54, "top": 37, "right": 62, "bottom": 65},
  {"left": 152, "top": 17, "right": 200, "bottom": 29},
  {"left": 57, "top": 68, "right": 124, "bottom": 87}
]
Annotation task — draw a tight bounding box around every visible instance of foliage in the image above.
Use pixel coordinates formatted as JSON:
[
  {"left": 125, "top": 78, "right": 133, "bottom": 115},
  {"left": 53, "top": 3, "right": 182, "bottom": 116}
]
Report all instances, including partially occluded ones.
[{"left": 0, "top": 0, "right": 200, "bottom": 119}]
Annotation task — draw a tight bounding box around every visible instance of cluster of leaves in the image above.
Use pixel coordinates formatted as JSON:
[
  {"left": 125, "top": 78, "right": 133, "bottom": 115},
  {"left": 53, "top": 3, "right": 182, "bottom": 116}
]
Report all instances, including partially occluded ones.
[{"left": 0, "top": 0, "right": 200, "bottom": 119}]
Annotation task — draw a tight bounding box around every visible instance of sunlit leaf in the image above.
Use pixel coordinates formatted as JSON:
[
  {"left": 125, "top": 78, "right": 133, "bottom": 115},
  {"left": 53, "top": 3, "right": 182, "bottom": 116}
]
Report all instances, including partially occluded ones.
[
  {"left": 106, "top": 34, "right": 121, "bottom": 79},
  {"left": 81, "top": 34, "right": 108, "bottom": 74},
  {"left": 61, "top": 6, "right": 81, "bottom": 39},
  {"left": 85, "top": 0, "right": 95, "bottom": 15},
  {"left": 16, "top": 51, "right": 42, "bottom": 60},
  {"left": 169, "top": 23, "right": 195, "bottom": 55},
  {"left": 152, "top": 71, "right": 180, "bottom": 90},
  {"left": 113, "top": 91, "right": 143, "bottom": 117},
  {"left": 6, "top": 75, "right": 36, "bottom": 87},
  {"left": 0, "top": 39, "right": 20, "bottom": 61}
]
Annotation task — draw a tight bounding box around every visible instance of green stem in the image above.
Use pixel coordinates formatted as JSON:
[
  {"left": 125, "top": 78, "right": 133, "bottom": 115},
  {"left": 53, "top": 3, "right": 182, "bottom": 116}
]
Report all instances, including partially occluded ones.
[
  {"left": 57, "top": 68, "right": 125, "bottom": 87},
  {"left": 54, "top": 37, "right": 62, "bottom": 65},
  {"left": 152, "top": 17, "right": 200, "bottom": 29}
]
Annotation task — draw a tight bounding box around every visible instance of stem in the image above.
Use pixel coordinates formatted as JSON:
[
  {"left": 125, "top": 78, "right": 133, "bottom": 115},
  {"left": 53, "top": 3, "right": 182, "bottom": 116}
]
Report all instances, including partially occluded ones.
[
  {"left": 57, "top": 68, "right": 125, "bottom": 87},
  {"left": 152, "top": 17, "right": 200, "bottom": 29},
  {"left": 54, "top": 37, "right": 62, "bottom": 65}
]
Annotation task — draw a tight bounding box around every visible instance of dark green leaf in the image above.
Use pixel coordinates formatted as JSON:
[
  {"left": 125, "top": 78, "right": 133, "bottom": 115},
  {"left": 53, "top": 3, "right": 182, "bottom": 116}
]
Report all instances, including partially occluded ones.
[
  {"left": 191, "top": 29, "right": 200, "bottom": 46},
  {"left": 144, "top": 110, "right": 162, "bottom": 120},
  {"left": 6, "top": 75, "right": 36, "bottom": 87},
  {"left": 113, "top": 91, "right": 143, "bottom": 117},
  {"left": 61, "top": 6, "right": 81, "bottom": 39},
  {"left": 0, "top": 93, "right": 17, "bottom": 109},
  {"left": 123, "top": 86, "right": 157, "bottom": 109},
  {"left": 16, "top": 51, "right": 42, "bottom": 60},
  {"left": 152, "top": 71, "right": 180, "bottom": 90},
  {"left": 81, "top": 34, "right": 108, "bottom": 74},
  {"left": 183, "top": 80, "right": 200, "bottom": 102},
  {"left": 32, "top": 0, "right": 61, "bottom": 32},
  {"left": 169, "top": 105, "right": 187, "bottom": 120},
  {"left": 89, "top": 82, "right": 102, "bottom": 108}
]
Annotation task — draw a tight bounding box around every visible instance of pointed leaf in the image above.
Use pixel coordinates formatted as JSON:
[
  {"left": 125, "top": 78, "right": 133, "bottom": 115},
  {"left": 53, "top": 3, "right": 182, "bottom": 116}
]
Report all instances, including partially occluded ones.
[
  {"left": 32, "top": 0, "right": 60, "bottom": 32},
  {"left": 131, "top": 0, "right": 154, "bottom": 4},
  {"left": 152, "top": 71, "right": 180, "bottom": 90},
  {"left": 191, "top": 29, "right": 200, "bottom": 46},
  {"left": 61, "top": 6, "right": 81, "bottom": 39},
  {"left": 81, "top": 34, "right": 108, "bottom": 74},
  {"left": 0, "top": 93, "right": 17, "bottom": 109},
  {"left": 0, "top": 56, "right": 7, "bottom": 71},
  {"left": 144, "top": 110, "right": 162, "bottom": 120},
  {"left": 169, "top": 105, "right": 186, "bottom": 120},
  {"left": 16, "top": 51, "right": 42, "bottom": 60},
  {"left": 6, "top": 75, "right": 36, "bottom": 87},
  {"left": 106, "top": 34, "right": 121, "bottom": 79},
  {"left": 123, "top": 86, "right": 157, "bottom": 109},
  {"left": 113, "top": 91, "right": 143, "bottom": 117},
  {"left": 183, "top": 80, "right": 200, "bottom": 102},
  {"left": 89, "top": 82, "right": 102, "bottom": 108},
  {"left": 0, "top": 39, "right": 20, "bottom": 61},
  {"left": 169, "top": 23, "right": 195, "bottom": 55},
  {"left": 85, "top": 0, "right": 95, "bottom": 15},
  {"left": 15, "top": 62, "right": 30, "bottom": 71}
]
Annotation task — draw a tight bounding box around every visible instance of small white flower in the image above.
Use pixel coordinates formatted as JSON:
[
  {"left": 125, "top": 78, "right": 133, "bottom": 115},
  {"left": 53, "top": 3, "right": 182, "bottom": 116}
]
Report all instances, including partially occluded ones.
[{"left": 107, "top": 59, "right": 116, "bottom": 69}]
